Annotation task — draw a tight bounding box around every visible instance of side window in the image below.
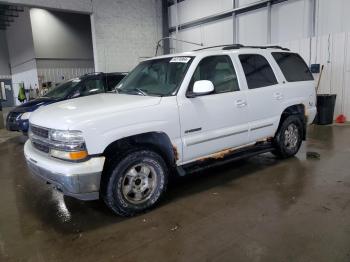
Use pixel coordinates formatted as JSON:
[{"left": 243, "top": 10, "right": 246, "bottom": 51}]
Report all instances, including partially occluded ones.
[
  {"left": 272, "top": 52, "right": 314, "bottom": 82},
  {"left": 239, "top": 54, "right": 278, "bottom": 89},
  {"left": 80, "top": 79, "right": 105, "bottom": 96},
  {"left": 189, "top": 55, "right": 239, "bottom": 94}
]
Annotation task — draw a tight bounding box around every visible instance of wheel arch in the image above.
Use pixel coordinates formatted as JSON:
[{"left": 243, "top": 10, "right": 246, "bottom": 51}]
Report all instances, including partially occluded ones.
[
  {"left": 102, "top": 131, "right": 178, "bottom": 171},
  {"left": 278, "top": 104, "right": 307, "bottom": 140}
]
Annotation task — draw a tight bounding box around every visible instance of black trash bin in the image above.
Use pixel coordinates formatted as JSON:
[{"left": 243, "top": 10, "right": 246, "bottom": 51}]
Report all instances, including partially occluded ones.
[{"left": 314, "top": 94, "right": 336, "bottom": 125}]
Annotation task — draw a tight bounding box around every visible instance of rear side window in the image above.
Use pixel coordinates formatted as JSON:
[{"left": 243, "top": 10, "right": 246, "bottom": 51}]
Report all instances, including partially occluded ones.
[
  {"left": 190, "top": 55, "right": 240, "bottom": 94},
  {"left": 239, "top": 54, "right": 278, "bottom": 89},
  {"left": 272, "top": 52, "right": 314, "bottom": 82}
]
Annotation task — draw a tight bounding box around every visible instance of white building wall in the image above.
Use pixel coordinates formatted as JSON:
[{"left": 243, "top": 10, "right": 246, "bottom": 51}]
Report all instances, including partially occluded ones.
[
  {"left": 237, "top": 9, "right": 268, "bottom": 45},
  {"left": 271, "top": 0, "right": 312, "bottom": 43}
]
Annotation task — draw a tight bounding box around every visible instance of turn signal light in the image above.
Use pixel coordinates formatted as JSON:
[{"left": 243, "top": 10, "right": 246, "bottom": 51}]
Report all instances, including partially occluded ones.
[{"left": 69, "top": 150, "right": 88, "bottom": 160}]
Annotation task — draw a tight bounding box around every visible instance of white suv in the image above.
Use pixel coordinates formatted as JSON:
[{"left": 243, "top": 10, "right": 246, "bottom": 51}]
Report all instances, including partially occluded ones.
[{"left": 24, "top": 44, "right": 317, "bottom": 216}]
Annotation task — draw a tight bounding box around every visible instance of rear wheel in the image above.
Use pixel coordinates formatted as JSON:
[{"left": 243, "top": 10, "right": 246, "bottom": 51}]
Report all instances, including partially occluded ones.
[
  {"left": 273, "top": 115, "right": 303, "bottom": 158},
  {"left": 101, "top": 150, "right": 168, "bottom": 217}
]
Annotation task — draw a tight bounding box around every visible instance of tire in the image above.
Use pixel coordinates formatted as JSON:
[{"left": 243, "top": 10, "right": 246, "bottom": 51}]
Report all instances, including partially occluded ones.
[
  {"left": 273, "top": 115, "right": 303, "bottom": 159},
  {"left": 101, "top": 150, "right": 168, "bottom": 217}
]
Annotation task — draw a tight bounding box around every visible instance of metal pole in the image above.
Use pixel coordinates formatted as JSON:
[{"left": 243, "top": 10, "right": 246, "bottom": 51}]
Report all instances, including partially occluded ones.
[
  {"left": 174, "top": 0, "right": 179, "bottom": 52},
  {"left": 311, "top": 0, "right": 317, "bottom": 37},
  {"left": 0, "top": 100, "right": 4, "bottom": 129},
  {"left": 161, "top": 0, "right": 170, "bottom": 54},
  {"left": 267, "top": 1, "right": 272, "bottom": 44},
  {"left": 232, "top": 0, "right": 237, "bottom": 44}
]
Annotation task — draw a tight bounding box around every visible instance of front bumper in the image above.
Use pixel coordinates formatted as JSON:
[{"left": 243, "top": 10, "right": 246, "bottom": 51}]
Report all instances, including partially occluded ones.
[
  {"left": 24, "top": 141, "right": 105, "bottom": 200},
  {"left": 306, "top": 107, "right": 317, "bottom": 125}
]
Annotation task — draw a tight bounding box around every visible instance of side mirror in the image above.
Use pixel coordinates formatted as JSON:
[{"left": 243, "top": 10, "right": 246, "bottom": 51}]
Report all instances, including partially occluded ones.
[{"left": 191, "top": 80, "right": 214, "bottom": 97}]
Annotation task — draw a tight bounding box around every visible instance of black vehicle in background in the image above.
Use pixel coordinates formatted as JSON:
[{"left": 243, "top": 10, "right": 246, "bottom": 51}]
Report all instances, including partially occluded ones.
[{"left": 6, "top": 72, "right": 127, "bottom": 134}]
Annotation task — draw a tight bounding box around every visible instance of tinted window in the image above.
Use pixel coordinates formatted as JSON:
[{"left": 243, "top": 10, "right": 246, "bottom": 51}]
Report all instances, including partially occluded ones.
[
  {"left": 79, "top": 78, "right": 105, "bottom": 96},
  {"left": 239, "top": 54, "right": 278, "bottom": 89},
  {"left": 44, "top": 79, "right": 81, "bottom": 99},
  {"left": 272, "top": 52, "right": 314, "bottom": 82},
  {"left": 106, "top": 75, "right": 125, "bottom": 91},
  {"left": 190, "top": 55, "right": 239, "bottom": 94}
]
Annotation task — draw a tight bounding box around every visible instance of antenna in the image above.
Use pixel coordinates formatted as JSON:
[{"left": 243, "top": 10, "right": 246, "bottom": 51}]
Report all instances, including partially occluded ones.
[{"left": 155, "top": 37, "right": 203, "bottom": 56}]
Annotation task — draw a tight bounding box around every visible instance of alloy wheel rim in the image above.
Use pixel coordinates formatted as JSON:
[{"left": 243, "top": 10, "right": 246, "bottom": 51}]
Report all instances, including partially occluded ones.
[
  {"left": 121, "top": 163, "right": 157, "bottom": 204},
  {"left": 284, "top": 123, "right": 299, "bottom": 150}
]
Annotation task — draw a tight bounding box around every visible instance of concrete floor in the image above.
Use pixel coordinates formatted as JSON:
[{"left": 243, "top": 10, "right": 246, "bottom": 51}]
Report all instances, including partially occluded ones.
[{"left": 0, "top": 125, "right": 350, "bottom": 262}]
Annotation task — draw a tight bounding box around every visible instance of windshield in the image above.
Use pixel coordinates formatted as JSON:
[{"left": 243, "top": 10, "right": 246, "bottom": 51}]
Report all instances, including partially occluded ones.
[
  {"left": 116, "top": 57, "right": 193, "bottom": 96},
  {"left": 44, "top": 79, "right": 81, "bottom": 99}
]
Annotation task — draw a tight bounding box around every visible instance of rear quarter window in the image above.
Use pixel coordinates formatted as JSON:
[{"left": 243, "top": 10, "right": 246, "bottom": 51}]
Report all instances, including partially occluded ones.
[{"left": 272, "top": 52, "right": 314, "bottom": 82}]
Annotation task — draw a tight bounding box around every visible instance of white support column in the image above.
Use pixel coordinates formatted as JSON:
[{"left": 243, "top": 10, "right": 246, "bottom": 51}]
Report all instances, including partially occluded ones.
[
  {"left": 311, "top": 0, "right": 317, "bottom": 37},
  {"left": 174, "top": 0, "right": 179, "bottom": 52},
  {"left": 267, "top": 0, "right": 271, "bottom": 44}
]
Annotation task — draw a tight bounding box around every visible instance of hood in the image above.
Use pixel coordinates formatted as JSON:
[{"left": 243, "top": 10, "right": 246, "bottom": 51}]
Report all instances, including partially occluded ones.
[
  {"left": 29, "top": 93, "right": 162, "bottom": 129},
  {"left": 12, "top": 97, "right": 59, "bottom": 113}
]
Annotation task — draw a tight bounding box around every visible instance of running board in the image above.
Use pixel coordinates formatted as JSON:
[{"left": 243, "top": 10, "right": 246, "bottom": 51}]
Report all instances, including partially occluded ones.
[{"left": 178, "top": 143, "right": 274, "bottom": 176}]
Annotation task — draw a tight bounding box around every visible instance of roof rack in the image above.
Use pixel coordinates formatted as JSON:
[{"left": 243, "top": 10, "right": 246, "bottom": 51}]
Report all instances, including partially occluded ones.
[{"left": 194, "top": 44, "right": 290, "bottom": 52}]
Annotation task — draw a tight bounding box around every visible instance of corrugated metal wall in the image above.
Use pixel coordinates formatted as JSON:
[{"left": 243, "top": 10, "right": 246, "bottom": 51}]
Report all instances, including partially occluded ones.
[
  {"left": 37, "top": 67, "right": 94, "bottom": 84},
  {"left": 280, "top": 32, "right": 350, "bottom": 119},
  {"left": 168, "top": 0, "right": 350, "bottom": 119}
]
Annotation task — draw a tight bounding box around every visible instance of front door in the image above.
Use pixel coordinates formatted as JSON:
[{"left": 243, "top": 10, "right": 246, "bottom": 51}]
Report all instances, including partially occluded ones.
[{"left": 178, "top": 55, "right": 250, "bottom": 164}]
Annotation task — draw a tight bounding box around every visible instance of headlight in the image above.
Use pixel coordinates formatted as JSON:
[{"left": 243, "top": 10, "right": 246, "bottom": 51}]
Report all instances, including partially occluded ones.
[
  {"left": 20, "top": 112, "right": 31, "bottom": 120},
  {"left": 50, "top": 130, "right": 85, "bottom": 143},
  {"left": 48, "top": 130, "right": 88, "bottom": 161}
]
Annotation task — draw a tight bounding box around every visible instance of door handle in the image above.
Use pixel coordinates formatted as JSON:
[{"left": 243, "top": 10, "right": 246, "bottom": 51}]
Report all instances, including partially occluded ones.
[
  {"left": 273, "top": 92, "right": 283, "bottom": 100},
  {"left": 235, "top": 99, "right": 247, "bottom": 108}
]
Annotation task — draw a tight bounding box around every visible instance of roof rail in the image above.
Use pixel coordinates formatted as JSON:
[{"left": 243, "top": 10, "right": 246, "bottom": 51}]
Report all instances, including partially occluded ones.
[
  {"left": 194, "top": 44, "right": 290, "bottom": 52},
  {"left": 223, "top": 44, "right": 290, "bottom": 51},
  {"left": 194, "top": 44, "right": 239, "bottom": 51}
]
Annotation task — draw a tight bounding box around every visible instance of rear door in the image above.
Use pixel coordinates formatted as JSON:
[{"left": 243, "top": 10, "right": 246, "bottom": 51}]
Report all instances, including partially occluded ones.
[
  {"left": 237, "top": 53, "right": 283, "bottom": 142},
  {"left": 271, "top": 52, "right": 316, "bottom": 123}
]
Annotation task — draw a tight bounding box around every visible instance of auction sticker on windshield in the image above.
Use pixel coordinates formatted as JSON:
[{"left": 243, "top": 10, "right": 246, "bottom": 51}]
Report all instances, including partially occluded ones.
[{"left": 170, "top": 57, "right": 191, "bottom": 63}]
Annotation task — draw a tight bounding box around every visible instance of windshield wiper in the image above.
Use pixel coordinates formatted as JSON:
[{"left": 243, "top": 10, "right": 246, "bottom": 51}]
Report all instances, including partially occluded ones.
[
  {"left": 135, "top": 88, "right": 147, "bottom": 96},
  {"left": 118, "top": 88, "right": 148, "bottom": 96}
]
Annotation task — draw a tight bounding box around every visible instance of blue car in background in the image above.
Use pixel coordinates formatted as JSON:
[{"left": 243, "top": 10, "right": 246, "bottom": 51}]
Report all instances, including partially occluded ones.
[{"left": 6, "top": 72, "right": 126, "bottom": 134}]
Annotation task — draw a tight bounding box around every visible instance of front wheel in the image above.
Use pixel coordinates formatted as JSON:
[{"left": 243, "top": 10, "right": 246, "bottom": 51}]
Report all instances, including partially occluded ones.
[
  {"left": 273, "top": 115, "right": 303, "bottom": 159},
  {"left": 101, "top": 150, "right": 168, "bottom": 217}
]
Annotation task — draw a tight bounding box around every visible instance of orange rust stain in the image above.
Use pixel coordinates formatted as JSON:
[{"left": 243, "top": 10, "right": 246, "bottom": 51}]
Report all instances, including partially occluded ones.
[
  {"left": 198, "top": 148, "right": 236, "bottom": 162},
  {"left": 256, "top": 137, "right": 274, "bottom": 143},
  {"left": 172, "top": 145, "right": 179, "bottom": 161}
]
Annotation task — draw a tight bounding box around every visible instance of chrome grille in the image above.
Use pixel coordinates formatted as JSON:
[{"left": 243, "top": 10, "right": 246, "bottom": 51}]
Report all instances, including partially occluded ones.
[
  {"left": 32, "top": 141, "right": 50, "bottom": 153},
  {"left": 30, "top": 125, "right": 49, "bottom": 139}
]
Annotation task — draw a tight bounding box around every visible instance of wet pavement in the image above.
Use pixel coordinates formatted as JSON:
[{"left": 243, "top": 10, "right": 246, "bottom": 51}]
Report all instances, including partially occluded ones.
[{"left": 0, "top": 125, "right": 350, "bottom": 261}]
